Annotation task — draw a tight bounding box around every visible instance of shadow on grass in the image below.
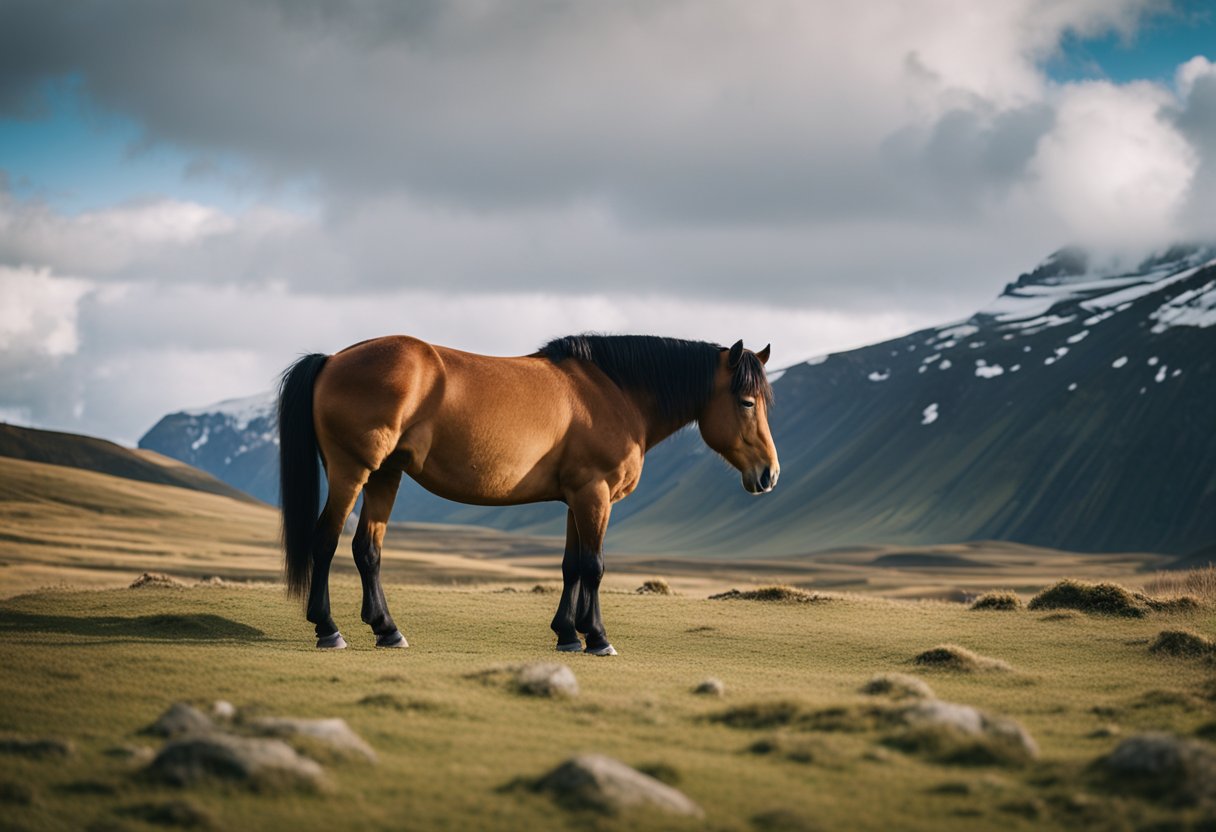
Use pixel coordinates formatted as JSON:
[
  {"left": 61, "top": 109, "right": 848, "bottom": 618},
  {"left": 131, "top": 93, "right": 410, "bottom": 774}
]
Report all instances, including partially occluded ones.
[{"left": 0, "top": 610, "right": 266, "bottom": 641}]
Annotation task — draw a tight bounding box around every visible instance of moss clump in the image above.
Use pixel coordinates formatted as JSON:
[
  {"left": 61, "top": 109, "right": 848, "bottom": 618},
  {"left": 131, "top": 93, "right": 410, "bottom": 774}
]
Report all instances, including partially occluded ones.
[
  {"left": 709, "top": 585, "right": 822, "bottom": 603},
  {"left": 914, "top": 645, "right": 1011, "bottom": 673},
  {"left": 883, "top": 724, "right": 1035, "bottom": 767},
  {"left": 1148, "top": 629, "right": 1216, "bottom": 659},
  {"left": 970, "top": 591, "right": 1024, "bottom": 611},
  {"left": 636, "top": 578, "right": 672, "bottom": 596},
  {"left": 1028, "top": 580, "right": 1148, "bottom": 617},
  {"left": 129, "top": 572, "right": 183, "bottom": 589}
]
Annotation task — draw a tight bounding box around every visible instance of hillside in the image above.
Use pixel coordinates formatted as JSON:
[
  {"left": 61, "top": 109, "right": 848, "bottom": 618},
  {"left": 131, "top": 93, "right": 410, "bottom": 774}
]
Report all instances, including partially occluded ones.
[
  {"left": 138, "top": 246, "right": 1216, "bottom": 556},
  {"left": 0, "top": 423, "right": 259, "bottom": 504}
]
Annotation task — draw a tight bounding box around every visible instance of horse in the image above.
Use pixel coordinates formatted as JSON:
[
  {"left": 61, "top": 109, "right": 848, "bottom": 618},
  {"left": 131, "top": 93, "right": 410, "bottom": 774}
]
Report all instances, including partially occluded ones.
[{"left": 276, "top": 333, "right": 780, "bottom": 655}]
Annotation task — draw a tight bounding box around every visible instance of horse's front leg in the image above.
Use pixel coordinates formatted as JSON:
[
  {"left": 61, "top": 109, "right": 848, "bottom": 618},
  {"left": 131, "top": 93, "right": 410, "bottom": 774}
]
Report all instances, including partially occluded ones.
[
  {"left": 550, "top": 509, "right": 583, "bottom": 652},
  {"left": 570, "top": 485, "right": 615, "bottom": 656}
]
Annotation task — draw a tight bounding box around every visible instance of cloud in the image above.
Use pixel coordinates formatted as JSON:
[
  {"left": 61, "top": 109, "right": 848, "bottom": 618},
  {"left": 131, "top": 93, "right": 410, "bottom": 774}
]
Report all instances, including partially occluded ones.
[{"left": 0, "top": 0, "right": 1213, "bottom": 443}]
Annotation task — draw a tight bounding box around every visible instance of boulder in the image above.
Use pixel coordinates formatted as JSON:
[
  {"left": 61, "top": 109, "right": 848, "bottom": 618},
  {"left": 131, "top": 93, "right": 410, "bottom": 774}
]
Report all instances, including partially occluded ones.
[
  {"left": 142, "top": 703, "right": 214, "bottom": 738},
  {"left": 693, "top": 678, "right": 726, "bottom": 697},
  {"left": 1097, "top": 732, "right": 1216, "bottom": 805},
  {"left": 515, "top": 663, "right": 579, "bottom": 698},
  {"left": 145, "top": 733, "right": 326, "bottom": 792},
  {"left": 534, "top": 754, "right": 703, "bottom": 816},
  {"left": 894, "top": 700, "right": 1039, "bottom": 763},
  {"left": 246, "top": 717, "right": 376, "bottom": 763}
]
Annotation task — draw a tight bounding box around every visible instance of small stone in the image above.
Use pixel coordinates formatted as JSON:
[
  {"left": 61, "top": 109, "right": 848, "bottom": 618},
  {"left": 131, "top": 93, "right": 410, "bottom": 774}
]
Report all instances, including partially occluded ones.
[
  {"left": 0, "top": 735, "right": 74, "bottom": 759},
  {"left": 246, "top": 717, "right": 376, "bottom": 763},
  {"left": 693, "top": 678, "right": 725, "bottom": 697},
  {"left": 211, "top": 701, "right": 236, "bottom": 721},
  {"left": 142, "top": 703, "right": 214, "bottom": 738},
  {"left": 514, "top": 663, "right": 579, "bottom": 698},
  {"left": 896, "top": 700, "right": 1039, "bottom": 762},
  {"left": 533, "top": 753, "right": 703, "bottom": 816},
  {"left": 145, "top": 734, "right": 326, "bottom": 792}
]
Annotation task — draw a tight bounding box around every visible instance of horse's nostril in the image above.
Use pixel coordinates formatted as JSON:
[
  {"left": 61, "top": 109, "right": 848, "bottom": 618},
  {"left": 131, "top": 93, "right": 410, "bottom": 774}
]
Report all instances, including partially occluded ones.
[{"left": 759, "top": 467, "right": 773, "bottom": 490}]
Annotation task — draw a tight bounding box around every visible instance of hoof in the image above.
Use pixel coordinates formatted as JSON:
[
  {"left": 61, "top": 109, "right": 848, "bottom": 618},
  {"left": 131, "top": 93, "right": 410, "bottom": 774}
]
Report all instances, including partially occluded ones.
[
  {"left": 316, "top": 632, "right": 347, "bottom": 650},
  {"left": 375, "top": 631, "right": 408, "bottom": 649},
  {"left": 555, "top": 641, "right": 583, "bottom": 653},
  {"left": 585, "top": 643, "right": 618, "bottom": 656}
]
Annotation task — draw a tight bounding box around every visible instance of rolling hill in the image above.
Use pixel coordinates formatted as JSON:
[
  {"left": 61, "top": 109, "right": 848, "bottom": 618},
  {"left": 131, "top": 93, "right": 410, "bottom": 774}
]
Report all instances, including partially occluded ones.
[{"left": 138, "top": 245, "right": 1216, "bottom": 556}]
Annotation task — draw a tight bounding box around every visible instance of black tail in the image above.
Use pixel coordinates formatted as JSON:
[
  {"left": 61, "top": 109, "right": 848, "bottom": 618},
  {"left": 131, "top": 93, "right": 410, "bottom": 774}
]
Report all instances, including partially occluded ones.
[{"left": 278, "top": 353, "right": 329, "bottom": 600}]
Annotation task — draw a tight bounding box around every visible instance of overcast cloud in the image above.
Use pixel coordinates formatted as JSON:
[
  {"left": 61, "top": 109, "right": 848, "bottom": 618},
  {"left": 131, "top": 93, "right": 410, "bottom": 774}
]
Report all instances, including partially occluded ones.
[{"left": 0, "top": 0, "right": 1213, "bottom": 443}]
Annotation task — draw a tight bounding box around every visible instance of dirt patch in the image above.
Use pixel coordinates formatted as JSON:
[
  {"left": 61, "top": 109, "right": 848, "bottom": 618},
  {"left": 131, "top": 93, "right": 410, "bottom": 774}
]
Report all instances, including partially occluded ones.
[
  {"left": 913, "top": 645, "right": 1011, "bottom": 672},
  {"left": 970, "top": 591, "right": 1023, "bottom": 611}
]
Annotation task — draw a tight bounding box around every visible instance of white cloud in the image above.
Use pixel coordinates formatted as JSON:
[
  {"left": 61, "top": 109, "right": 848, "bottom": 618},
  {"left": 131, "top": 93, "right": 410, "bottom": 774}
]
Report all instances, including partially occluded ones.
[
  {"left": 0, "top": 265, "right": 91, "bottom": 357},
  {"left": 1026, "top": 80, "right": 1198, "bottom": 248}
]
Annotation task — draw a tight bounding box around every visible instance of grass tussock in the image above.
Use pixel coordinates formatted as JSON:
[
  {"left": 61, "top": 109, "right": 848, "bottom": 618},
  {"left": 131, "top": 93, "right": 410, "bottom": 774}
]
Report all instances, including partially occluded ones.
[
  {"left": 709, "top": 585, "right": 824, "bottom": 603},
  {"left": 129, "top": 572, "right": 184, "bottom": 589},
  {"left": 636, "top": 578, "right": 672, "bottom": 596},
  {"left": 970, "top": 591, "right": 1024, "bottom": 611},
  {"left": 913, "top": 645, "right": 1011, "bottom": 673},
  {"left": 1027, "top": 579, "right": 1199, "bottom": 617},
  {"left": 1148, "top": 629, "right": 1216, "bottom": 659},
  {"left": 710, "top": 701, "right": 806, "bottom": 730},
  {"left": 861, "top": 673, "right": 934, "bottom": 700},
  {"left": 1142, "top": 565, "right": 1216, "bottom": 604}
]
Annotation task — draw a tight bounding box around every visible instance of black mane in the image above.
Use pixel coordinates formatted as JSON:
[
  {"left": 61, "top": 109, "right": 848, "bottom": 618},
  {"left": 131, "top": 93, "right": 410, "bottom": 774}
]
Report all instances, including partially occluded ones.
[{"left": 539, "top": 334, "right": 772, "bottom": 424}]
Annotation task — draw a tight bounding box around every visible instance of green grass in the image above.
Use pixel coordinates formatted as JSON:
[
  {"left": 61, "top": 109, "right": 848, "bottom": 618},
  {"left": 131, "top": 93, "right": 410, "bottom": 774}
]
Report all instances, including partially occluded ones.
[{"left": 0, "top": 582, "right": 1212, "bottom": 831}]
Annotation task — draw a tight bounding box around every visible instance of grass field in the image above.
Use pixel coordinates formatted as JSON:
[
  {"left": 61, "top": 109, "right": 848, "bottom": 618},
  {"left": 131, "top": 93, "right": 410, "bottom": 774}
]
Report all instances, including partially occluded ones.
[{"left": 0, "top": 579, "right": 1212, "bottom": 831}]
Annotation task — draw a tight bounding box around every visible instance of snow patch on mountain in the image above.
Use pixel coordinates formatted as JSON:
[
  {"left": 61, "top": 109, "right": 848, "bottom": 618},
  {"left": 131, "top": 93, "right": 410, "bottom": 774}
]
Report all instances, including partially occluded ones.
[{"left": 184, "top": 392, "right": 275, "bottom": 431}]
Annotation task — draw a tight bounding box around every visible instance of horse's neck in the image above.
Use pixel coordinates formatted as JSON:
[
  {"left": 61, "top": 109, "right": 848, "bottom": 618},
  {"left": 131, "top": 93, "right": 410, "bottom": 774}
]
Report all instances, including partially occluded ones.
[{"left": 628, "top": 393, "right": 696, "bottom": 452}]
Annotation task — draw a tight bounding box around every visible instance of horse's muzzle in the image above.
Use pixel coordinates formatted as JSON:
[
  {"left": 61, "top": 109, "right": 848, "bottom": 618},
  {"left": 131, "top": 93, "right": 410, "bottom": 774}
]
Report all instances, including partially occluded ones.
[{"left": 742, "top": 464, "right": 779, "bottom": 495}]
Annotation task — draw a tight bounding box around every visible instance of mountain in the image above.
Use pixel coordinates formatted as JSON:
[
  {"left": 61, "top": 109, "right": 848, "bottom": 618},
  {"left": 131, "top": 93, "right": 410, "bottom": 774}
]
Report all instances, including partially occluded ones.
[
  {"left": 139, "top": 245, "right": 1216, "bottom": 555},
  {"left": 0, "top": 423, "right": 259, "bottom": 504}
]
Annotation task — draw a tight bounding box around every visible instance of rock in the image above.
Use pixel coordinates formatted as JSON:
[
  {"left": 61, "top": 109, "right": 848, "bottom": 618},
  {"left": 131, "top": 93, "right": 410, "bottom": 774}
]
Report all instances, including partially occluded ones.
[
  {"left": 693, "top": 678, "right": 725, "bottom": 697},
  {"left": 861, "top": 673, "right": 934, "bottom": 700},
  {"left": 0, "top": 735, "right": 74, "bottom": 759},
  {"left": 1097, "top": 732, "right": 1216, "bottom": 805},
  {"left": 145, "top": 733, "right": 326, "bottom": 792},
  {"left": 210, "top": 701, "right": 236, "bottom": 721},
  {"left": 515, "top": 663, "right": 579, "bottom": 698},
  {"left": 246, "top": 717, "right": 376, "bottom": 763},
  {"left": 142, "top": 703, "right": 214, "bottom": 738},
  {"left": 895, "top": 700, "right": 1039, "bottom": 763},
  {"left": 533, "top": 754, "right": 703, "bottom": 816},
  {"left": 901, "top": 700, "right": 984, "bottom": 733}
]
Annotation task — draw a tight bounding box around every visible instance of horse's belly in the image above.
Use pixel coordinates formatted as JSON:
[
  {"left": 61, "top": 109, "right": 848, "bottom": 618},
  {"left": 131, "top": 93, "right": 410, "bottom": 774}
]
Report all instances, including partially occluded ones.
[{"left": 407, "top": 431, "right": 561, "bottom": 506}]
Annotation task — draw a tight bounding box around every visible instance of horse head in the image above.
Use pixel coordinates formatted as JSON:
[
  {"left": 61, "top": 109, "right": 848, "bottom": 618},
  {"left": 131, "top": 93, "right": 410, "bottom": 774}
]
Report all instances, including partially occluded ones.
[{"left": 698, "top": 340, "right": 780, "bottom": 494}]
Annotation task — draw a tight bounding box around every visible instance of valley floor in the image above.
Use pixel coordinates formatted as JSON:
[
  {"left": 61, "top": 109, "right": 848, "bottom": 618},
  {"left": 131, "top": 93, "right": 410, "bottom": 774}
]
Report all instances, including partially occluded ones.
[{"left": 0, "top": 581, "right": 1212, "bottom": 831}]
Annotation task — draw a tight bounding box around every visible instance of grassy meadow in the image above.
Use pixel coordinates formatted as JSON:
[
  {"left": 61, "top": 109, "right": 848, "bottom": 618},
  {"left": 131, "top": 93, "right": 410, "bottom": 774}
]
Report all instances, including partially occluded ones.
[{"left": 0, "top": 578, "right": 1212, "bottom": 831}]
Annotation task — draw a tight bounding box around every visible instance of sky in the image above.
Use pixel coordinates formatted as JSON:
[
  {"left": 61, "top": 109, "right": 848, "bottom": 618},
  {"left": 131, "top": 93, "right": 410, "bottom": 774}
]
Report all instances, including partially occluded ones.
[{"left": 1, "top": 0, "right": 1214, "bottom": 445}]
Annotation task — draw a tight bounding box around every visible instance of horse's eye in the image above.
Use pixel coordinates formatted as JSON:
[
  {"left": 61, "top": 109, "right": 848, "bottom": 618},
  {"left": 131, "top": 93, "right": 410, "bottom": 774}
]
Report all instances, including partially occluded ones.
[{"left": 740, "top": 399, "right": 755, "bottom": 409}]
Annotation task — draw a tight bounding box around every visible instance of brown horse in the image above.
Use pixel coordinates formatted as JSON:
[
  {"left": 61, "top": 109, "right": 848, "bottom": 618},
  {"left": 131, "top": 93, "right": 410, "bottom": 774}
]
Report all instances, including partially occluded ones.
[{"left": 277, "top": 334, "right": 779, "bottom": 654}]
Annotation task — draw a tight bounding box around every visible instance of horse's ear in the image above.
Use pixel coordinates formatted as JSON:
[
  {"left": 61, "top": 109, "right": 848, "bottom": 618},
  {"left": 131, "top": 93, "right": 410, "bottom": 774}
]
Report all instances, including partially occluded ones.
[
  {"left": 728, "top": 340, "right": 744, "bottom": 368},
  {"left": 756, "top": 344, "right": 771, "bottom": 365}
]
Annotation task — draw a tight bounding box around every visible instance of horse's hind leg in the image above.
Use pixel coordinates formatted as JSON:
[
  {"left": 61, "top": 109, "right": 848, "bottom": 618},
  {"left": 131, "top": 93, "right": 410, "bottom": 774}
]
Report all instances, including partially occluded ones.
[
  {"left": 307, "top": 465, "right": 366, "bottom": 649},
  {"left": 353, "top": 467, "right": 407, "bottom": 648}
]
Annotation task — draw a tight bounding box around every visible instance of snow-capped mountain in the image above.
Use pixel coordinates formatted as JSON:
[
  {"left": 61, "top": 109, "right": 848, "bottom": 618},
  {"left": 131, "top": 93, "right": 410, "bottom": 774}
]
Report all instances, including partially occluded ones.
[
  {"left": 139, "top": 392, "right": 279, "bottom": 504},
  {"left": 139, "top": 245, "right": 1216, "bottom": 555}
]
